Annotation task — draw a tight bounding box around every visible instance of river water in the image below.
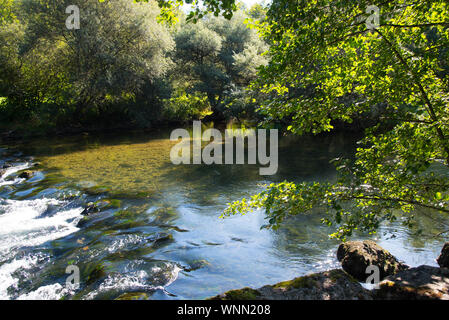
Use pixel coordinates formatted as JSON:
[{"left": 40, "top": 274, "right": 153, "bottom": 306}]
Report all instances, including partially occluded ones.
[{"left": 0, "top": 126, "right": 447, "bottom": 300}]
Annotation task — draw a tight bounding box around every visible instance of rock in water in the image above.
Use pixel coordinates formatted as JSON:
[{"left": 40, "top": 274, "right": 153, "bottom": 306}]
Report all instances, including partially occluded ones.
[
  {"left": 80, "top": 202, "right": 101, "bottom": 216},
  {"left": 437, "top": 242, "right": 449, "bottom": 268},
  {"left": 210, "top": 269, "right": 373, "bottom": 300},
  {"left": 375, "top": 265, "right": 449, "bottom": 300},
  {"left": 18, "top": 170, "right": 34, "bottom": 179},
  {"left": 115, "top": 292, "right": 148, "bottom": 300},
  {"left": 337, "top": 240, "right": 408, "bottom": 281}
]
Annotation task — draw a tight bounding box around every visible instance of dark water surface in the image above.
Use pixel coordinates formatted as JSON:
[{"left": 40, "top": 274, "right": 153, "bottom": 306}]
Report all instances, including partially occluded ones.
[{"left": 0, "top": 126, "right": 447, "bottom": 299}]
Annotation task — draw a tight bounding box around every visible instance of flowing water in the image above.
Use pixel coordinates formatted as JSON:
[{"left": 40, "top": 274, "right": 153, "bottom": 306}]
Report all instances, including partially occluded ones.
[{"left": 0, "top": 125, "right": 448, "bottom": 300}]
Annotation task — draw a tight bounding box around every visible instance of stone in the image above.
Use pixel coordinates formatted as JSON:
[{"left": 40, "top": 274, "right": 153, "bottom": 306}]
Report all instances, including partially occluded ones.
[
  {"left": 18, "top": 170, "right": 34, "bottom": 179},
  {"left": 437, "top": 242, "right": 449, "bottom": 268},
  {"left": 80, "top": 202, "right": 100, "bottom": 216},
  {"left": 337, "top": 240, "right": 408, "bottom": 281},
  {"left": 375, "top": 265, "right": 449, "bottom": 300},
  {"left": 115, "top": 292, "right": 148, "bottom": 300},
  {"left": 209, "top": 269, "right": 373, "bottom": 300}
]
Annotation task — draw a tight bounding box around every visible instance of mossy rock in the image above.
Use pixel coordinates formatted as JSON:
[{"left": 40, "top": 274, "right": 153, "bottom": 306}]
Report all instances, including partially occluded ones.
[
  {"left": 115, "top": 292, "right": 149, "bottom": 300},
  {"left": 184, "top": 259, "right": 211, "bottom": 272},
  {"left": 274, "top": 275, "right": 319, "bottom": 290},
  {"left": 93, "top": 199, "right": 121, "bottom": 210},
  {"left": 209, "top": 287, "right": 262, "bottom": 300},
  {"left": 337, "top": 240, "right": 409, "bottom": 281},
  {"left": 374, "top": 265, "right": 449, "bottom": 300},
  {"left": 209, "top": 269, "right": 373, "bottom": 300}
]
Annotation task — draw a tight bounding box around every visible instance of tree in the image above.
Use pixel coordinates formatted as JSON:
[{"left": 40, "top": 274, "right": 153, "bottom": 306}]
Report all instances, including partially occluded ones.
[
  {"left": 146, "top": 0, "right": 238, "bottom": 23},
  {"left": 171, "top": 8, "right": 267, "bottom": 118},
  {"left": 0, "top": 0, "right": 23, "bottom": 102},
  {"left": 223, "top": 0, "right": 449, "bottom": 240},
  {"left": 2, "top": 0, "right": 174, "bottom": 124}
]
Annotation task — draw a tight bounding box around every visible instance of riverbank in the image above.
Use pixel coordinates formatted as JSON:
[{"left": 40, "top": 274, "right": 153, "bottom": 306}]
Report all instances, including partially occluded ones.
[
  {"left": 210, "top": 240, "right": 449, "bottom": 300},
  {"left": 0, "top": 111, "right": 377, "bottom": 143}
]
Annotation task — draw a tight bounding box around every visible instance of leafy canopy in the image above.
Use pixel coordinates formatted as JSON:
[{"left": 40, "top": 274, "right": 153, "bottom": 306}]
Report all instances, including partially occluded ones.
[
  {"left": 134, "top": 0, "right": 238, "bottom": 24},
  {"left": 223, "top": 0, "right": 449, "bottom": 240}
]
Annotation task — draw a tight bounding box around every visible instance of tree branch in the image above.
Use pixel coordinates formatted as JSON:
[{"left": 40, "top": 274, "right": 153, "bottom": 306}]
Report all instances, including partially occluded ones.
[{"left": 374, "top": 28, "right": 449, "bottom": 166}]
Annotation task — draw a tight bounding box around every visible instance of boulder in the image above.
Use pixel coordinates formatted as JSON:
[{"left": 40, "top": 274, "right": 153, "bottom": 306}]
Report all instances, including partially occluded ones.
[
  {"left": 374, "top": 265, "right": 449, "bottom": 300},
  {"left": 337, "top": 240, "right": 408, "bottom": 281},
  {"left": 437, "top": 242, "right": 449, "bottom": 268},
  {"left": 210, "top": 269, "right": 373, "bottom": 300}
]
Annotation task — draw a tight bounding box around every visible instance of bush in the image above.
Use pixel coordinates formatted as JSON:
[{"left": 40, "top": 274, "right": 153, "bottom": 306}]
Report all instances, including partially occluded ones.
[{"left": 162, "top": 91, "right": 212, "bottom": 122}]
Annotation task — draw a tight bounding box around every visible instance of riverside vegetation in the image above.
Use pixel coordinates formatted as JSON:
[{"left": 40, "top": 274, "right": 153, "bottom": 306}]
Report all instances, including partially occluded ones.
[{"left": 0, "top": 0, "right": 448, "bottom": 300}]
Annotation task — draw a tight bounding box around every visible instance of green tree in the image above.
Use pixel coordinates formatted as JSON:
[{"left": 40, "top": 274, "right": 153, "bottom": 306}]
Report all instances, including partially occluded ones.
[
  {"left": 2, "top": 0, "right": 174, "bottom": 125},
  {"left": 223, "top": 0, "right": 449, "bottom": 240},
  {"left": 172, "top": 8, "right": 267, "bottom": 119}
]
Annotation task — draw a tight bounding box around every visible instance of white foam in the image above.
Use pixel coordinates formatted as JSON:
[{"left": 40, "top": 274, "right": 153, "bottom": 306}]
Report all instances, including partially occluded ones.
[
  {"left": 106, "top": 234, "right": 143, "bottom": 253},
  {"left": 85, "top": 270, "right": 150, "bottom": 300},
  {"left": 0, "top": 199, "right": 82, "bottom": 255},
  {"left": 0, "top": 254, "right": 42, "bottom": 299},
  {"left": 0, "top": 162, "right": 31, "bottom": 186},
  {"left": 17, "top": 283, "right": 71, "bottom": 300},
  {"left": 85, "top": 263, "right": 181, "bottom": 300},
  {"left": 0, "top": 198, "right": 83, "bottom": 300}
]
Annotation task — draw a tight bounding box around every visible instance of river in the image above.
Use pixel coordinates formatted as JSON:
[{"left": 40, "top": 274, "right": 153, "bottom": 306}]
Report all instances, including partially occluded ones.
[{"left": 0, "top": 125, "right": 447, "bottom": 300}]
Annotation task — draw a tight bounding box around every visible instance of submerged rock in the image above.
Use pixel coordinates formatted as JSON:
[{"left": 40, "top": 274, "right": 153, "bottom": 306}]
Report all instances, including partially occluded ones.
[
  {"left": 80, "top": 200, "right": 120, "bottom": 217},
  {"left": 80, "top": 202, "right": 101, "bottom": 216},
  {"left": 337, "top": 240, "right": 408, "bottom": 281},
  {"left": 86, "top": 264, "right": 107, "bottom": 285},
  {"left": 375, "top": 265, "right": 449, "bottom": 300},
  {"left": 115, "top": 292, "right": 149, "bottom": 300},
  {"left": 147, "top": 233, "right": 173, "bottom": 246},
  {"left": 210, "top": 270, "right": 373, "bottom": 300},
  {"left": 437, "top": 242, "right": 449, "bottom": 268},
  {"left": 18, "top": 170, "right": 34, "bottom": 179},
  {"left": 184, "top": 259, "right": 211, "bottom": 272}
]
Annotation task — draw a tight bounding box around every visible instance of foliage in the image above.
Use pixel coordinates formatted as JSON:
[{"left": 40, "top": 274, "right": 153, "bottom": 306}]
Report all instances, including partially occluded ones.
[
  {"left": 172, "top": 9, "right": 268, "bottom": 118},
  {"left": 224, "top": 0, "right": 449, "bottom": 240},
  {"left": 0, "top": 1, "right": 265, "bottom": 131},
  {"left": 0, "top": 0, "right": 174, "bottom": 128},
  {"left": 162, "top": 90, "right": 212, "bottom": 121},
  {"left": 146, "top": 0, "right": 238, "bottom": 23}
]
